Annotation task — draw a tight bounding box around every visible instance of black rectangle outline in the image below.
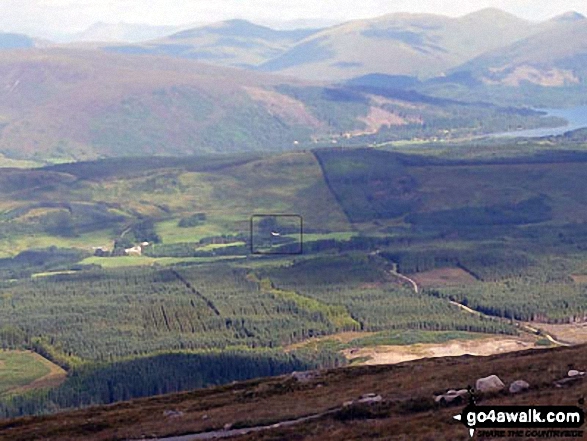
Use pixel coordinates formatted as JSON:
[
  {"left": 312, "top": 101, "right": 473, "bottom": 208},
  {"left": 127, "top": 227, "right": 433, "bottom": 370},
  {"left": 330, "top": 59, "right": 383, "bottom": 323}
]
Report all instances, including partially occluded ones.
[{"left": 250, "top": 214, "right": 303, "bottom": 255}]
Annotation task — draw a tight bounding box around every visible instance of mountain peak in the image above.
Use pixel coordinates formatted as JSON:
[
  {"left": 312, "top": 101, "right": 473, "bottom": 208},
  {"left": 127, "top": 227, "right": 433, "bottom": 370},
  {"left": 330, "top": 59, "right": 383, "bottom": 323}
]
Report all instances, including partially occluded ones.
[
  {"left": 219, "top": 18, "right": 264, "bottom": 28},
  {"left": 459, "top": 8, "right": 524, "bottom": 22},
  {"left": 550, "top": 11, "right": 586, "bottom": 23}
]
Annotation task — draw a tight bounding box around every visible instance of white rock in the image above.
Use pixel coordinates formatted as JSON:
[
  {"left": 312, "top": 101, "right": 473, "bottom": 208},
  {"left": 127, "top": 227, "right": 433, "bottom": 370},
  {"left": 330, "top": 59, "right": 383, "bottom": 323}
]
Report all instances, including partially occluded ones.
[
  {"left": 358, "top": 394, "right": 382, "bottom": 404},
  {"left": 476, "top": 375, "right": 505, "bottom": 393},
  {"left": 435, "top": 389, "right": 468, "bottom": 404},
  {"left": 509, "top": 380, "right": 530, "bottom": 394},
  {"left": 568, "top": 370, "right": 585, "bottom": 377}
]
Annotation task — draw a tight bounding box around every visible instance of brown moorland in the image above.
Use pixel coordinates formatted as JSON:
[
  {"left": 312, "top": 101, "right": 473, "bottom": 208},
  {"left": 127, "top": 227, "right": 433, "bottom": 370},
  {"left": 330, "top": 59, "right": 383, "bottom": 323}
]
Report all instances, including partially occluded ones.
[{"left": 2, "top": 344, "right": 587, "bottom": 440}]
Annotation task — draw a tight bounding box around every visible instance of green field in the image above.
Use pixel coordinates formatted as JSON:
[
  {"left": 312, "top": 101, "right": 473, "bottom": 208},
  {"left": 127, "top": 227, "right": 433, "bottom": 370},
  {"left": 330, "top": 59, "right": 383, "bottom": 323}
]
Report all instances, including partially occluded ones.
[
  {"left": 79, "top": 255, "right": 246, "bottom": 268},
  {"left": 348, "top": 329, "right": 486, "bottom": 347},
  {"left": 0, "top": 152, "right": 351, "bottom": 260},
  {"left": 0, "top": 230, "right": 113, "bottom": 259},
  {"left": 155, "top": 220, "right": 228, "bottom": 244},
  {"left": 0, "top": 351, "right": 52, "bottom": 395}
]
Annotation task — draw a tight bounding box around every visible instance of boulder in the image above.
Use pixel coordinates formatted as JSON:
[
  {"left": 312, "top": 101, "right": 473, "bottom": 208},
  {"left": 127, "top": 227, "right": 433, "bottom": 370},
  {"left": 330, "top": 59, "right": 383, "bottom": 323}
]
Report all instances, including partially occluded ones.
[
  {"left": 291, "top": 370, "right": 320, "bottom": 383},
  {"left": 476, "top": 375, "right": 505, "bottom": 393},
  {"left": 358, "top": 393, "right": 382, "bottom": 404},
  {"left": 509, "top": 380, "right": 530, "bottom": 394},
  {"left": 162, "top": 410, "right": 184, "bottom": 418},
  {"left": 568, "top": 370, "right": 585, "bottom": 377},
  {"left": 434, "top": 389, "right": 469, "bottom": 404},
  {"left": 555, "top": 376, "right": 583, "bottom": 388},
  {"left": 454, "top": 389, "right": 469, "bottom": 397}
]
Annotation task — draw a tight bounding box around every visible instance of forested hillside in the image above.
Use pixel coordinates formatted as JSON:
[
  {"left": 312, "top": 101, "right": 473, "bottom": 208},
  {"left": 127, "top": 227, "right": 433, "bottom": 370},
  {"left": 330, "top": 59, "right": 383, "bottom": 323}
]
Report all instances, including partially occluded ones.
[
  {"left": 0, "top": 46, "right": 563, "bottom": 162},
  {"left": 1, "top": 145, "right": 587, "bottom": 418}
]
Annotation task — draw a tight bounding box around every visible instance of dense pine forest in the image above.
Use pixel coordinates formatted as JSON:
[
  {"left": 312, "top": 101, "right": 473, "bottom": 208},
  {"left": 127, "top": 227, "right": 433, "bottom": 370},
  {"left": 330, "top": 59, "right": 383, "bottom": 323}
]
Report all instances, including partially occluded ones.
[{"left": 2, "top": 140, "right": 587, "bottom": 418}]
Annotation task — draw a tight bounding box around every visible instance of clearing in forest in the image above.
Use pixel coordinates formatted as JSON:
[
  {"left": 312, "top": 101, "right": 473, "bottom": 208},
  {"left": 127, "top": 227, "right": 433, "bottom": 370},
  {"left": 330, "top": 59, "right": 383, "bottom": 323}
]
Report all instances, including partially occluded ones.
[
  {"left": 410, "top": 267, "right": 478, "bottom": 287},
  {"left": 0, "top": 350, "right": 66, "bottom": 395}
]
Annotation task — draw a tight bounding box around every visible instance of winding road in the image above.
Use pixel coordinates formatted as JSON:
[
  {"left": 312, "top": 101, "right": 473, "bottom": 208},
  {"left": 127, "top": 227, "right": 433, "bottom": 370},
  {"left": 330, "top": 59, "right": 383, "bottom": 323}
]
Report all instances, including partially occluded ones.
[{"left": 387, "top": 268, "right": 571, "bottom": 347}]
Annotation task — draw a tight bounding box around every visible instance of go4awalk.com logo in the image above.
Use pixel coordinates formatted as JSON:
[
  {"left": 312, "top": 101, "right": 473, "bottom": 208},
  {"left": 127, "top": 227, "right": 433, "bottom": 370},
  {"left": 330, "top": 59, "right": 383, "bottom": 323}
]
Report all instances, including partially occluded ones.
[{"left": 453, "top": 405, "right": 585, "bottom": 438}]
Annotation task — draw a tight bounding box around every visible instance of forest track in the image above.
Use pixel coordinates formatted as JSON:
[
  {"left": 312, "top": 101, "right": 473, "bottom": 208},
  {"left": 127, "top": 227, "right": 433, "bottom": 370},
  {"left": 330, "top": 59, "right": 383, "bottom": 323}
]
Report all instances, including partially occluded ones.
[
  {"left": 386, "top": 269, "right": 419, "bottom": 293},
  {"left": 387, "top": 266, "right": 571, "bottom": 347}
]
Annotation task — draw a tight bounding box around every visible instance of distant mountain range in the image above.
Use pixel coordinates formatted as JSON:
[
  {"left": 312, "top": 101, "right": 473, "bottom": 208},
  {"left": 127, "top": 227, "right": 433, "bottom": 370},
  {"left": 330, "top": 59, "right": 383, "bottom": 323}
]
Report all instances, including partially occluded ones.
[
  {"left": 6, "top": 9, "right": 587, "bottom": 101},
  {"left": 0, "top": 33, "right": 35, "bottom": 49},
  {"left": 85, "top": 8, "right": 587, "bottom": 107},
  {"left": 0, "top": 8, "right": 585, "bottom": 161},
  {"left": 103, "top": 19, "right": 320, "bottom": 69},
  {"left": 257, "top": 8, "right": 540, "bottom": 80},
  {"left": 418, "top": 11, "right": 587, "bottom": 106},
  {"left": 451, "top": 12, "right": 587, "bottom": 86},
  {"left": 96, "top": 9, "right": 585, "bottom": 83},
  {"left": 70, "top": 22, "right": 186, "bottom": 43}
]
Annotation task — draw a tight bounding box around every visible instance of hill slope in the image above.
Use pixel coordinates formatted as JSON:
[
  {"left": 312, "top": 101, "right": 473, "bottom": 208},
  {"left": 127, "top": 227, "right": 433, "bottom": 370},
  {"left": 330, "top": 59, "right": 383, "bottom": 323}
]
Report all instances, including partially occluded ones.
[
  {"left": 0, "top": 47, "right": 555, "bottom": 162},
  {"left": 1, "top": 344, "right": 586, "bottom": 440},
  {"left": 0, "top": 48, "right": 346, "bottom": 161},
  {"left": 453, "top": 15, "right": 587, "bottom": 87},
  {"left": 259, "top": 8, "right": 538, "bottom": 80},
  {"left": 419, "top": 13, "right": 587, "bottom": 105}
]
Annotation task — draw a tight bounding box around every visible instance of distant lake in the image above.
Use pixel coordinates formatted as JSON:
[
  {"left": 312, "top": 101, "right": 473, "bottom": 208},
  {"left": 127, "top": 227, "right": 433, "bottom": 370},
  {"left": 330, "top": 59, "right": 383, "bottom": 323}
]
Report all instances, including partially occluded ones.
[{"left": 491, "top": 106, "right": 587, "bottom": 138}]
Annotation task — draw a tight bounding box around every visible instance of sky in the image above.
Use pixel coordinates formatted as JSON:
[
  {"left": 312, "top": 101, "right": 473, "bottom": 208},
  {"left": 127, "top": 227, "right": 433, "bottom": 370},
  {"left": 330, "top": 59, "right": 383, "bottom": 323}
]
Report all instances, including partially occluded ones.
[{"left": 2, "top": 0, "right": 587, "bottom": 38}]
